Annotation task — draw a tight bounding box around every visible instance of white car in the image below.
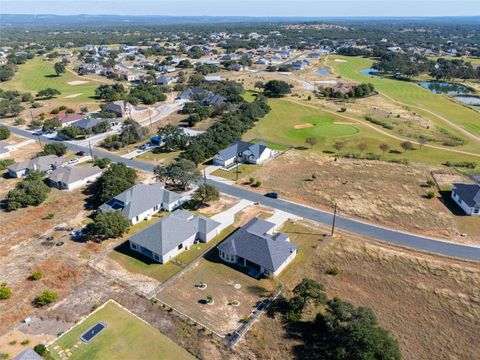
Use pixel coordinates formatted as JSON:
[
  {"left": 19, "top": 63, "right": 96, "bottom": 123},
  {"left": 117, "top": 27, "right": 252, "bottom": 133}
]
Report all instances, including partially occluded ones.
[{"left": 67, "top": 158, "right": 79, "bottom": 165}]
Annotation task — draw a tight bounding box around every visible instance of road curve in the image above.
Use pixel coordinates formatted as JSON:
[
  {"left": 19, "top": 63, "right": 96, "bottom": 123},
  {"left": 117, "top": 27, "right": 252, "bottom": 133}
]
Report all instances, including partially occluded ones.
[{"left": 6, "top": 125, "right": 480, "bottom": 262}]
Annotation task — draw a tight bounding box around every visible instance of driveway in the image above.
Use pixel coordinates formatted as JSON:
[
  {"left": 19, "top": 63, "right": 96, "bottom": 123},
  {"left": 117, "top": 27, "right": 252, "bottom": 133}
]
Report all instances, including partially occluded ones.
[{"left": 211, "top": 199, "right": 254, "bottom": 231}]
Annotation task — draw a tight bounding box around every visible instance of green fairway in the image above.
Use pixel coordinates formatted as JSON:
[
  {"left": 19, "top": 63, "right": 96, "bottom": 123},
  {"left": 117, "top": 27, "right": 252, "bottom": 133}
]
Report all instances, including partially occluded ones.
[
  {"left": 326, "top": 55, "right": 480, "bottom": 137},
  {"left": 0, "top": 56, "right": 109, "bottom": 104},
  {"left": 284, "top": 116, "right": 359, "bottom": 140},
  {"left": 50, "top": 301, "right": 194, "bottom": 360}
]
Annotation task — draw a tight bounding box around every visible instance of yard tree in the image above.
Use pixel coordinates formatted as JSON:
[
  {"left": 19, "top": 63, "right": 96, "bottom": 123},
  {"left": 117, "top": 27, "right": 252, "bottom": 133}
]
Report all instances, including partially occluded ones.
[
  {"left": 400, "top": 141, "right": 413, "bottom": 152},
  {"left": 287, "top": 278, "right": 327, "bottom": 320},
  {"left": 95, "top": 83, "right": 126, "bottom": 101},
  {"left": 42, "top": 117, "right": 62, "bottom": 132},
  {"left": 333, "top": 141, "right": 345, "bottom": 153},
  {"left": 91, "top": 119, "right": 112, "bottom": 134},
  {"left": 36, "top": 88, "right": 61, "bottom": 99},
  {"left": 93, "top": 157, "right": 112, "bottom": 169},
  {"left": 119, "top": 119, "right": 149, "bottom": 145},
  {"left": 54, "top": 61, "right": 66, "bottom": 76},
  {"left": 154, "top": 158, "right": 201, "bottom": 190},
  {"left": 193, "top": 183, "right": 219, "bottom": 206},
  {"left": 305, "top": 136, "right": 317, "bottom": 148},
  {"left": 379, "top": 143, "right": 390, "bottom": 155},
  {"left": 157, "top": 124, "right": 189, "bottom": 151},
  {"left": 0, "top": 283, "right": 12, "bottom": 300},
  {"left": 5, "top": 171, "right": 51, "bottom": 211},
  {"left": 263, "top": 80, "right": 292, "bottom": 98},
  {"left": 38, "top": 142, "right": 68, "bottom": 156},
  {"left": 34, "top": 290, "right": 58, "bottom": 307},
  {"left": 92, "top": 162, "right": 137, "bottom": 204},
  {"left": 84, "top": 211, "right": 131, "bottom": 241},
  {"left": 357, "top": 142, "right": 367, "bottom": 153},
  {"left": 0, "top": 125, "right": 10, "bottom": 140}
]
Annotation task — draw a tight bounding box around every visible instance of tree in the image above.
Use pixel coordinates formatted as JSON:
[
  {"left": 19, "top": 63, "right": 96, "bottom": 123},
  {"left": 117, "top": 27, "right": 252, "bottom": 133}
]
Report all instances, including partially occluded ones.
[
  {"left": 54, "top": 61, "right": 66, "bottom": 76},
  {"left": 84, "top": 211, "right": 131, "bottom": 242},
  {"left": 92, "top": 163, "right": 137, "bottom": 204},
  {"left": 157, "top": 124, "right": 189, "bottom": 151},
  {"left": 0, "top": 125, "right": 10, "bottom": 140},
  {"left": 34, "top": 344, "right": 48, "bottom": 357},
  {"left": 379, "top": 143, "right": 390, "bottom": 155},
  {"left": 400, "top": 141, "right": 413, "bottom": 152},
  {"left": 154, "top": 158, "right": 201, "bottom": 190},
  {"left": 287, "top": 278, "right": 327, "bottom": 320},
  {"left": 419, "top": 137, "right": 427, "bottom": 149},
  {"left": 0, "top": 283, "right": 12, "bottom": 300},
  {"left": 5, "top": 171, "right": 51, "bottom": 211},
  {"left": 305, "top": 137, "right": 317, "bottom": 148},
  {"left": 91, "top": 119, "right": 111, "bottom": 134},
  {"left": 42, "top": 117, "right": 62, "bottom": 131},
  {"left": 119, "top": 118, "right": 149, "bottom": 145},
  {"left": 263, "top": 80, "right": 292, "bottom": 98},
  {"left": 254, "top": 81, "right": 264, "bottom": 91},
  {"left": 192, "top": 184, "right": 219, "bottom": 206},
  {"left": 357, "top": 143, "right": 367, "bottom": 153},
  {"left": 333, "top": 141, "right": 345, "bottom": 153},
  {"left": 80, "top": 106, "right": 89, "bottom": 114},
  {"left": 93, "top": 158, "right": 111, "bottom": 169},
  {"left": 38, "top": 143, "right": 67, "bottom": 156},
  {"left": 34, "top": 290, "right": 58, "bottom": 307},
  {"left": 36, "top": 88, "right": 61, "bottom": 99}
]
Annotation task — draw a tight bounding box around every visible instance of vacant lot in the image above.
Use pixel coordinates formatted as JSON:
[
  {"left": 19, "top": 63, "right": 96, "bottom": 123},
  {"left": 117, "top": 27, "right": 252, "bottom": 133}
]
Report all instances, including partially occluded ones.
[
  {"left": 244, "top": 221, "right": 480, "bottom": 360},
  {"left": 238, "top": 151, "right": 478, "bottom": 242},
  {"left": 49, "top": 301, "right": 194, "bottom": 360},
  {"left": 156, "top": 250, "right": 277, "bottom": 334}
]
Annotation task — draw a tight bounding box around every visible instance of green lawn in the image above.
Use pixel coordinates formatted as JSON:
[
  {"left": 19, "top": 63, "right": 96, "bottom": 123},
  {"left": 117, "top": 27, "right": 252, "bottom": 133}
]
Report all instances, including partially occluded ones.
[
  {"left": 325, "top": 55, "right": 480, "bottom": 137},
  {"left": 0, "top": 56, "right": 109, "bottom": 105},
  {"left": 108, "top": 226, "right": 237, "bottom": 283},
  {"left": 49, "top": 301, "right": 194, "bottom": 360},
  {"left": 211, "top": 164, "right": 261, "bottom": 181},
  {"left": 136, "top": 150, "right": 181, "bottom": 164},
  {"left": 283, "top": 116, "right": 359, "bottom": 140}
]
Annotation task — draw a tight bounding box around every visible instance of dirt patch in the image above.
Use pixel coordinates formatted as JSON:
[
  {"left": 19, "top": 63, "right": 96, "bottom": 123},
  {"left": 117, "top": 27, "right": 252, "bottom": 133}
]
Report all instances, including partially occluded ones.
[
  {"left": 334, "top": 59, "right": 347, "bottom": 62},
  {"left": 0, "top": 330, "right": 55, "bottom": 357},
  {"left": 196, "top": 195, "right": 238, "bottom": 217},
  {"left": 241, "top": 151, "right": 474, "bottom": 242},
  {"left": 64, "top": 93, "right": 83, "bottom": 98},
  {"left": 67, "top": 81, "right": 89, "bottom": 86},
  {"left": 293, "top": 123, "right": 314, "bottom": 129},
  {"left": 245, "top": 221, "right": 480, "bottom": 360}
]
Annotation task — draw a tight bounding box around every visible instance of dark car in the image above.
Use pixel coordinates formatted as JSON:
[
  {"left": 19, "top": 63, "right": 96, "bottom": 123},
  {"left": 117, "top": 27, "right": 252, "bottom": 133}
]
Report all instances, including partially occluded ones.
[{"left": 264, "top": 192, "right": 278, "bottom": 199}]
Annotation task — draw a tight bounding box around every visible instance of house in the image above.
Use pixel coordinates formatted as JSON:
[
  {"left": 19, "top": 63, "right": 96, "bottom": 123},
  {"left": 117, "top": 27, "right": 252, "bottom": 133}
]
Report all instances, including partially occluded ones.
[
  {"left": 129, "top": 210, "right": 221, "bottom": 263},
  {"left": 7, "top": 155, "right": 65, "bottom": 178},
  {"left": 213, "top": 141, "right": 273, "bottom": 167},
  {"left": 13, "top": 348, "right": 43, "bottom": 360},
  {"left": 222, "top": 53, "right": 241, "bottom": 61},
  {"left": 178, "top": 87, "right": 227, "bottom": 106},
  {"left": 217, "top": 217, "right": 297, "bottom": 277},
  {"left": 451, "top": 183, "right": 480, "bottom": 216},
  {"left": 70, "top": 117, "right": 119, "bottom": 131},
  {"left": 156, "top": 75, "right": 176, "bottom": 86},
  {"left": 105, "top": 100, "right": 135, "bottom": 118},
  {"left": 57, "top": 113, "right": 85, "bottom": 127},
  {"left": 292, "top": 60, "right": 310, "bottom": 70},
  {"left": 255, "top": 58, "right": 270, "bottom": 65},
  {"left": 99, "top": 183, "right": 187, "bottom": 224},
  {"left": 231, "top": 64, "right": 247, "bottom": 72},
  {"left": 48, "top": 165, "right": 102, "bottom": 190},
  {"left": 204, "top": 75, "right": 222, "bottom": 82}
]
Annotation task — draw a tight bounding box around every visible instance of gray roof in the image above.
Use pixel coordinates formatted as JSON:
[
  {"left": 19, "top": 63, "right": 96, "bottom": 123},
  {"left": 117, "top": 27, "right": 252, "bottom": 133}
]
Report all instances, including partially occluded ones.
[
  {"left": 217, "top": 141, "right": 267, "bottom": 161},
  {"left": 106, "top": 100, "right": 131, "bottom": 116},
  {"left": 179, "top": 87, "right": 227, "bottom": 106},
  {"left": 453, "top": 183, "right": 480, "bottom": 207},
  {"left": 218, "top": 217, "right": 297, "bottom": 272},
  {"left": 8, "top": 155, "right": 65, "bottom": 172},
  {"left": 130, "top": 210, "right": 221, "bottom": 256},
  {"left": 48, "top": 166, "right": 102, "bottom": 185},
  {"left": 99, "top": 183, "right": 184, "bottom": 219},
  {"left": 13, "top": 349, "right": 43, "bottom": 360}
]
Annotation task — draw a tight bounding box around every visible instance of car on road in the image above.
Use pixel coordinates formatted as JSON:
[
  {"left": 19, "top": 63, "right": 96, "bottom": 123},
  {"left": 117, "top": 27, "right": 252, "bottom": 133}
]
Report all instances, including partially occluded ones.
[
  {"left": 264, "top": 192, "right": 278, "bottom": 199},
  {"left": 33, "top": 130, "right": 43, "bottom": 136},
  {"left": 67, "top": 158, "right": 79, "bottom": 165}
]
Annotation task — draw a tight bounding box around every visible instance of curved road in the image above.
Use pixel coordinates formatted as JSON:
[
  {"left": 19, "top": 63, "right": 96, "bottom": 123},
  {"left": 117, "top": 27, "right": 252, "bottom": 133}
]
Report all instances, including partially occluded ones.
[{"left": 6, "top": 125, "right": 480, "bottom": 262}]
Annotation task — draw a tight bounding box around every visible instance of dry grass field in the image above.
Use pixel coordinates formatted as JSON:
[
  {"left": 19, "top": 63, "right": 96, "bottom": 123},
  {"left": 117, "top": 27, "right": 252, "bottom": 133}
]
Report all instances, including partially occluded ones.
[{"left": 244, "top": 221, "right": 480, "bottom": 360}]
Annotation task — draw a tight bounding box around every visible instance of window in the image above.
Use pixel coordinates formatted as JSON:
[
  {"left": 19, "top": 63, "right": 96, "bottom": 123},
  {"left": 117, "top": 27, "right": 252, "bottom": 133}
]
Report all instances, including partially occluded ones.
[
  {"left": 153, "top": 254, "right": 159, "bottom": 261},
  {"left": 135, "top": 216, "right": 139, "bottom": 222},
  {"left": 131, "top": 243, "right": 137, "bottom": 250},
  {"left": 178, "top": 243, "right": 183, "bottom": 250}
]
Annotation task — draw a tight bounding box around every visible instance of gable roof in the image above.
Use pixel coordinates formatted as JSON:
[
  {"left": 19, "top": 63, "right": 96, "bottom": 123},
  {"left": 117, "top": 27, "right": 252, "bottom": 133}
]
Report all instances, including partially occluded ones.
[
  {"left": 218, "top": 217, "right": 297, "bottom": 272},
  {"left": 48, "top": 166, "right": 102, "bottom": 185},
  {"left": 130, "top": 210, "right": 221, "bottom": 256},
  {"left": 8, "top": 155, "right": 65, "bottom": 172},
  {"left": 57, "top": 113, "right": 85, "bottom": 124},
  {"left": 99, "top": 183, "right": 184, "bottom": 219},
  {"left": 453, "top": 183, "right": 480, "bottom": 207},
  {"left": 216, "top": 141, "right": 267, "bottom": 161},
  {"left": 13, "top": 349, "right": 43, "bottom": 360}
]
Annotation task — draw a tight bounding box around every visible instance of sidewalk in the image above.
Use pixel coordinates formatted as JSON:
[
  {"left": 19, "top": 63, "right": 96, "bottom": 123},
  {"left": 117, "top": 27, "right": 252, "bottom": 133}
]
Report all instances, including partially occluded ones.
[{"left": 211, "top": 199, "right": 254, "bottom": 231}]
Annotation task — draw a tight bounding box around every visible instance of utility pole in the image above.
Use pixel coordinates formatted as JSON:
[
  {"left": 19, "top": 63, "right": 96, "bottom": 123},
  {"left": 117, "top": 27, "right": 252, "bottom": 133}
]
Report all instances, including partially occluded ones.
[
  {"left": 37, "top": 135, "right": 42, "bottom": 149},
  {"left": 203, "top": 168, "right": 206, "bottom": 185},
  {"left": 235, "top": 160, "right": 239, "bottom": 181},
  {"left": 149, "top": 108, "right": 152, "bottom": 127},
  {"left": 88, "top": 140, "right": 94, "bottom": 160},
  {"left": 331, "top": 202, "right": 338, "bottom": 237}
]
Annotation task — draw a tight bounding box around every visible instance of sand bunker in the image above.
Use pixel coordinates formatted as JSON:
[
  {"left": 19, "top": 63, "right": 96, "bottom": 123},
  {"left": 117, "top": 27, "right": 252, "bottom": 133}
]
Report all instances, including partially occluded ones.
[
  {"left": 334, "top": 59, "right": 347, "bottom": 63},
  {"left": 294, "top": 123, "right": 315, "bottom": 129},
  {"left": 64, "top": 93, "right": 83, "bottom": 98},
  {"left": 315, "top": 80, "right": 337, "bottom": 85},
  {"left": 68, "top": 80, "right": 89, "bottom": 85}
]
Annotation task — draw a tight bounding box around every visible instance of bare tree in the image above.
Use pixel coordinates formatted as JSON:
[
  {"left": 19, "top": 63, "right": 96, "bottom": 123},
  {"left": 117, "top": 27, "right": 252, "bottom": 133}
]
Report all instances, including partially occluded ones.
[
  {"left": 379, "top": 143, "right": 389, "bottom": 155},
  {"left": 306, "top": 137, "right": 318, "bottom": 148},
  {"left": 357, "top": 143, "right": 367, "bottom": 154},
  {"left": 400, "top": 141, "right": 413, "bottom": 152},
  {"left": 333, "top": 141, "right": 345, "bottom": 153}
]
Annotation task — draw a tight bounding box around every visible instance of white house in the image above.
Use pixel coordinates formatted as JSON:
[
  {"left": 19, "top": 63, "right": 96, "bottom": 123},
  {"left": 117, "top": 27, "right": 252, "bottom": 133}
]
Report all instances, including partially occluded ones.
[
  {"left": 99, "top": 183, "right": 187, "bottom": 224},
  {"left": 129, "top": 210, "right": 221, "bottom": 263},
  {"left": 451, "top": 183, "right": 480, "bottom": 216},
  {"left": 213, "top": 141, "right": 273, "bottom": 168},
  {"left": 48, "top": 166, "right": 102, "bottom": 190},
  {"left": 7, "top": 155, "right": 66, "bottom": 178}
]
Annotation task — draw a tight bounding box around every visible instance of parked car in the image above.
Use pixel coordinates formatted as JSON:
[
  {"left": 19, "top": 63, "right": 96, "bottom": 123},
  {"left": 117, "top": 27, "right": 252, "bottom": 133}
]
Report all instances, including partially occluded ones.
[
  {"left": 76, "top": 151, "right": 87, "bottom": 156},
  {"left": 264, "top": 192, "right": 278, "bottom": 199},
  {"left": 67, "top": 158, "right": 79, "bottom": 165}
]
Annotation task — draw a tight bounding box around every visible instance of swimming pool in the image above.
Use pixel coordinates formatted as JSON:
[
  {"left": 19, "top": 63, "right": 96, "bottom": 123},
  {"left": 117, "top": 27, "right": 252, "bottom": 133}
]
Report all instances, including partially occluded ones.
[{"left": 80, "top": 322, "right": 106, "bottom": 343}]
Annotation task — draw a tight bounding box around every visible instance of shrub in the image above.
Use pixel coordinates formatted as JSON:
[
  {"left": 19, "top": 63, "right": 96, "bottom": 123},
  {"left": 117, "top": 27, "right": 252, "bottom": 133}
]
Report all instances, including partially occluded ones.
[
  {"left": 8, "top": 341, "right": 16, "bottom": 346},
  {"left": 34, "top": 344, "right": 48, "bottom": 357},
  {"left": 0, "top": 283, "right": 12, "bottom": 300},
  {"left": 0, "top": 159, "right": 15, "bottom": 170},
  {"left": 249, "top": 177, "right": 255, "bottom": 184},
  {"left": 34, "top": 290, "right": 58, "bottom": 307},
  {"left": 38, "top": 143, "right": 67, "bottom": 157},
  {"left": 93, "top": 158, "right": 111, "bottom": 169},
  {"left": 425, "top": 191, "right": 435, "bottom": 199},
  {"left": 326, "top": 266, "right": 342, "bottom": 276},
  {"left": 252, "top": 180, "right": 261, "bottom": 187},
  {"left": 425, "top": 179, "right": 435, "bottom": 187},
  {"left": 14, "top": 118, "right": 26, "bottom": 125},
  {"left": 0, "top": 125, "right": 10, "bottom": 140},
  {"left": 443, "top": 161, "right": 476, "bottom": 169},
  {"left": 31, "top": 271, "right": 42, "bottom": 281},
  {"left": 65, "top": 108, "right": 75, "bottom": 114},
  {"left": 46, "top": 212, "right": 55, "bottom": 219},
  {"left": 50, "top": 108, "right": 60, "bottom": 114},
  {"left": 20, "top": 339, "right": 30, "bottom": 346}
]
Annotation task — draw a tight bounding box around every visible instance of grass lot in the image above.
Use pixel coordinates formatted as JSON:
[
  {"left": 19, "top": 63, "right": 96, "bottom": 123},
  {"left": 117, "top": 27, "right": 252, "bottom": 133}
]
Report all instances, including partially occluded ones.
[
  {"left": 244, "top": 97, "right": 480, "bottom": 164},
  {"left": 156, "top": 250, "right": 277, "bottom": 334},
  {"left": 325, "top": 55, "right": 480, "bottom": 137},
  {"left": 136, "top": 150, "right": 180, "bottom": 165},
  {"left": 49, "top": 301, "right": 193, "bottom": 360},
  {"left": 108, "top": 226, "right": 236, "bottom": 283},
  {"left": 211, "top": 164, "right": 261, "bottom": 181},
  {"left": 0, "top": 56, "right": 109, "bottom": 105},
  {"left": 242, "top": 90, "right": 258, "bottom": 102}
]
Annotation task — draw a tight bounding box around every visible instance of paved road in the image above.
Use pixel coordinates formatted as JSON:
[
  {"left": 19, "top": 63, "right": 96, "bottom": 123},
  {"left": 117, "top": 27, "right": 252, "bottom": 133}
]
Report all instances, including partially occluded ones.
[{"left": 6, "top": 125, "right": 480, "bottom": 262}]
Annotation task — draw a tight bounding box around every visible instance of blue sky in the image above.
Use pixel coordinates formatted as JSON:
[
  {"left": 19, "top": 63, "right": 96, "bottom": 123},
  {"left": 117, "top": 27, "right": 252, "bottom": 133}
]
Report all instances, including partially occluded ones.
[{"left": 0, "top": 0, "right": 479, "bottom": 17}]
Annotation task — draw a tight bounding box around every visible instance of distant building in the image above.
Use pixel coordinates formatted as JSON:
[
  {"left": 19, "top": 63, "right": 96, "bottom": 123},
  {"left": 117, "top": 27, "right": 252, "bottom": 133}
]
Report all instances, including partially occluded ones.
[
  {"left": 155, "top": 75, "right": 176, "bottom": 86},
  {"left": 48, "top": 166, "right": 102, "bottom": 190},
  {"left": 57, "top": 113, "right": 85, "bottom": 127},
  {"left": 213, "top": 141, "right": 273, "bottom": 168},
  {"left": 7, "top": 155, "right": 65, "bottom": 178},
  {"left": 451, "top": 183, "right": 480, "bottom": 216},
  {"left": 105, "top": 100, "right": 135, "bottom": 118}
]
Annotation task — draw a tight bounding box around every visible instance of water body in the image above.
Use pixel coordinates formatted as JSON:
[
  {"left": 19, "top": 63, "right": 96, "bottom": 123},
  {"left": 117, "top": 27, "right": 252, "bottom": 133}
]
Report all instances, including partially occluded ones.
[
  {"left": 453, "top": 96, "right": 480, "bottom": 105},
  {"left": 316, "top": 68, "right": 329, "bottom": 75},
  {"left": 417, "top": 81, "right": 473, "bottom": 95},
  {"left": 360, "top": 68, "right": 379, "bottom": 76}
]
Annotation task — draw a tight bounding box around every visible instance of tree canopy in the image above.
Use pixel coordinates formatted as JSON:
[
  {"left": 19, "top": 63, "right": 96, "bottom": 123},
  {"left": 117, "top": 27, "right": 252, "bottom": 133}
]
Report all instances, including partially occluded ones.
[
  {"left": 4, "top": 170, "right": 51, "bottom": 211},
  {"left": 263, "top": 80, "right": 292, "bottom": 98},
  {"left": 154, "top": 158, "right": 201, "bottom": 190},
  {"left": 91, "top": 162, "right": 137, "bottom": 204},
  {"left": 85, "top": 210, "right": 131, "bottom": 242}
]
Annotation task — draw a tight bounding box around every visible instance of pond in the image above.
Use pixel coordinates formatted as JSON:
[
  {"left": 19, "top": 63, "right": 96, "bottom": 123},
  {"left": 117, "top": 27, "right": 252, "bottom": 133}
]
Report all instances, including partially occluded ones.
[
  {"left": 316, "top": 68, "right": 330, "bottom": 75},
  {"left": 417, "top": 81, "right": 473, "bottom": 95},
  {"left": 454, "top": 96, "right": 480, "bottom": 106},
  {"left": 360, "top": 68, "right": 379, "bottom": 76}
]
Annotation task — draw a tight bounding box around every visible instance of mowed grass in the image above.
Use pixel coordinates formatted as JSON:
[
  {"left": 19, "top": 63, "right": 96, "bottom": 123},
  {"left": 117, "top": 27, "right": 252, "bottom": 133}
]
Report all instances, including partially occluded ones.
[
  {"left": 326, "top": 55, "right": 480, "bottom": 136},
  {"left": 0, "top": 56, "right": 108, "bottom": 104},
  {"left": 283, "top": 116, "right": 359, "bottom": 140},
  {"left": 50, "top": 301, "right": 194, "bottom": 360}
]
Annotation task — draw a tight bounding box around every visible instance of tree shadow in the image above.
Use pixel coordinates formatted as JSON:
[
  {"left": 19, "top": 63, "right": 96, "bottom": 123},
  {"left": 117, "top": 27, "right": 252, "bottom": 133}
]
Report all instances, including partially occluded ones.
[{"left": 44, "top": 74, "right": 59, "bottom": 78}]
